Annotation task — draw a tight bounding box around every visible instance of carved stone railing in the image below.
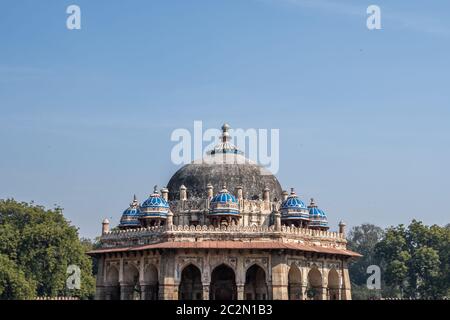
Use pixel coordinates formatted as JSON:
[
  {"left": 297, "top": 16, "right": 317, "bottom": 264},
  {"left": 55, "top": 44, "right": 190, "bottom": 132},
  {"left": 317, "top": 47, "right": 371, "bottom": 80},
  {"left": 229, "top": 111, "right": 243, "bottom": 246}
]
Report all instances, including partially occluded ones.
[
  {"left": 101, "top": 225, "right": 165, "bottom": 240},
  {"left": 101, "top": 224, "right": 345, "bottom": 241}
]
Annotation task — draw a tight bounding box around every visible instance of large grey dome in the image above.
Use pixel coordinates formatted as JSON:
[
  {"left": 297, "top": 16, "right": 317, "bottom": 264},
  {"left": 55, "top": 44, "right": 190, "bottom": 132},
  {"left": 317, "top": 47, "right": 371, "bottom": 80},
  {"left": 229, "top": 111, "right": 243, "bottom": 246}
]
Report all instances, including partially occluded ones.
[
  {"left": 167, "top": 124, "right": 283, "bottom": 201},
  {"left": 167, "top": 154, "right": 282, "bottom": 200}
]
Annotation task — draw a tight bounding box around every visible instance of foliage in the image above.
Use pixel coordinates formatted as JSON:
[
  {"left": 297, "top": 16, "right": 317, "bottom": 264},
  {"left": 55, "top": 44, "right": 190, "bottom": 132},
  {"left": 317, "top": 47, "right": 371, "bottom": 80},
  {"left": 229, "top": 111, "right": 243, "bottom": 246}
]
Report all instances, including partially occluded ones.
[
  {"left": 347, "top": 224, "right": 384, "bottom": 284},
  {"left": 346, "top": 223, "right": 386, "bottom": 299},
  {"left": 374, "top": 220, "right": 449, "bottom": 299},
  {"left": 0, "top": 254, "right": 36, "bottom": 299},
  {"left": 348, "top": 221, "right": 449, "bottom": 299},
  {"left": 0, "top": 199, "right": 95, "bottom": 300}
]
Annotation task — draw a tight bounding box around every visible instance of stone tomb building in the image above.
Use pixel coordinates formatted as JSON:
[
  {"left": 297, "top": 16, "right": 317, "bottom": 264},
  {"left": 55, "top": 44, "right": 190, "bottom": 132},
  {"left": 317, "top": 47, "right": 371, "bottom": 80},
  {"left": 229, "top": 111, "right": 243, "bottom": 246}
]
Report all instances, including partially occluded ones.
[{"left": 88, "top": 124, "right": 360, "bottom": 300}]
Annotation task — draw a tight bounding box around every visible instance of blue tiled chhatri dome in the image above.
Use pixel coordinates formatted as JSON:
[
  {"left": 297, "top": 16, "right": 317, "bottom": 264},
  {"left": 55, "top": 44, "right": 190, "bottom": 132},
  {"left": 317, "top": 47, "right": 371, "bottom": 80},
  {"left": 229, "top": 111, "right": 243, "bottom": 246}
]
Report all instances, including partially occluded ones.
[
  {"left": 140, "top": 185, "right": 170, "bottom": 218},
  {"left": 280, "top": 188, "right": 310, "bottom": 227},
  {"left": 308, "top": 198, "right": 328, "bottom": 229},
  {"left": 119, "top": 195, "right": 141, "bottom": 229},
  {"left": 209, "top": 185, "right": 240, "bottom": 216}
]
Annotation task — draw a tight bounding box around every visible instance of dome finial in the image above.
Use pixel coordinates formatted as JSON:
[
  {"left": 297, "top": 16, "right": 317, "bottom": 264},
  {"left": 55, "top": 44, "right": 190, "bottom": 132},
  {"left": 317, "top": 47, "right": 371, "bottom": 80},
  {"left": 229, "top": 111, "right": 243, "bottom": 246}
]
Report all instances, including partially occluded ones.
[
  {"left": 222, "top": 123, "right": 230, "bottom": 132},
  {"left": 206, "top": 123, "right": 243, "bottom": 155},
  {"left": 153, "top": 185, "right": 158, "bottom": 194},
  {"left": 290, "top": 187, "right": 295, "bottom": 195},
  {"left": 221, "top": 123, "right": 231, "bottom": 143},
  {"left": 130, "top": 194, "right": 139, "bottom": 207}
]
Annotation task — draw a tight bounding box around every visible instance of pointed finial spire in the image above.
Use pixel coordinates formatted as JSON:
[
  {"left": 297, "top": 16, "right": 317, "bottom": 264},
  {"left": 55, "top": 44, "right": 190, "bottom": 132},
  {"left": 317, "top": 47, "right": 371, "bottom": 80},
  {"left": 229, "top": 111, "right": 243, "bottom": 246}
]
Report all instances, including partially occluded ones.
[
  {"left": 130, "top": 194, "right": 139, "bottom": 207},
  {"left": 221, "top": 123, "right": 231, "bottom": 143},
  {"left": 207, "top": 123, "right": 243, "bottom": 155},
  {"left": 310, "top": 198, "right": 316, "bottom": 206},
  {"left": 290, "top": 187, "right": 295, "bottom": 195},
  {"left": 222, "top": 123, "right": 230, "bottom": 132},
  {"left": 153, "top": 185, "right": 158, "bottom": 194}
]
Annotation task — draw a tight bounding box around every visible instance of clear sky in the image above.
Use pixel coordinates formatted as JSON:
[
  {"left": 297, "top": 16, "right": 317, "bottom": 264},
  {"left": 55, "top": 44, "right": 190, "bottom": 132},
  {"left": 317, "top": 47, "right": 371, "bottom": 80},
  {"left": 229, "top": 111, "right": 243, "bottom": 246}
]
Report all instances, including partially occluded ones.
[{"left": 1, "top": 0, "right": 449, "bottom": 239}]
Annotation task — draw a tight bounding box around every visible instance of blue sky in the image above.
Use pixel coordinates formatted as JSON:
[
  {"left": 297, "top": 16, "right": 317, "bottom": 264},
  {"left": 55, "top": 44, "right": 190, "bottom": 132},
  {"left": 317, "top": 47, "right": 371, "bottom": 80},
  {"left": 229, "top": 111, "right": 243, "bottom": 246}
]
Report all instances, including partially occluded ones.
[{"left": 1, "top": 0, "right": 449, "bottom": 238}]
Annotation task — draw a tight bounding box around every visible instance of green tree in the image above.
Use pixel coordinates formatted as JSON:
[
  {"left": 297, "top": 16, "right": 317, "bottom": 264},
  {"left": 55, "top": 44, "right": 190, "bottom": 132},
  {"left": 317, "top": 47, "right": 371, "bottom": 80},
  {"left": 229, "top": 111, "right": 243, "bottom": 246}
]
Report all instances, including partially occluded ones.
[
  {"left": 346, "top": 223, "right": 384, "bottom": 299},
  {"left": 0, "top": 199, "right": 95, "bottom": 299},
  {"left": 0, "top": 254, "right": 36, "bottom": 299},
  {"left": 375, "top": 220, "right": 449, "bottom": 299}
]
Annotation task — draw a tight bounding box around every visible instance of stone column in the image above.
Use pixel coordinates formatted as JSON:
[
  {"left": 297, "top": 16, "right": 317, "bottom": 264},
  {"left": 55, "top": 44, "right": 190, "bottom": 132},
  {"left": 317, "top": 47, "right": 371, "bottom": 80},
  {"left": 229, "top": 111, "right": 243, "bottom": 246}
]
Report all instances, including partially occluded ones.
[
  {"left": 271, "top": 256, "right": 288, "bottom": 300},
  {"left": 235, "top": 186, "right": 243, "bottom": 200},
  {"left": 207, "top": 183, "right": 214, "bottom": 199},
  {"left": 321, "top": 270, "right": 328, "bottom": 300},
  {"left": 161, "top": 187, "right": 169, "bottom": 201},
  {"left": 95, "top": 256, "right": 105, "bottom": 300},
  {"left": 267, "top": 280, "right": 273, "bottom": 300},
  {"left": 237, "top": 284, "right": 245, "bottom": 300},
  {"left": 339, "top": 221, "right": 346, "bottom": 236},
  {"left": 274, "top": 212, "right": 281, "bottom": 232},
  {"left": 159, "top": 252, "right": 177, "bottom": 300},
  {"left": 301, "top": 267, "right": 309, "bottom": 300},
  {"left": 320, "top": 287, "right": 328, "bottom": 300},
  {"left": 167, "top": 211, "right": 173, "bottom": 229},
  {"left": 159, "top": 283, "right": 177, "bottom": 300},
  {"left": 341, "top": 264, "right": 352, "bottom": 300},
  {"left": 102, "top": 219, "right": 110, "bottom": 235},
  {"left": 300, "top": 285, "right": 307, "bottom": 300},
  {"left": 119, "top": 257, "right": 124, "bottom": 284},
  {"left": 202, "top": 284, "right": 210, "bottom": 300},
  {"left": 180, "top": 185, "right": 187, "bottom": 201}
]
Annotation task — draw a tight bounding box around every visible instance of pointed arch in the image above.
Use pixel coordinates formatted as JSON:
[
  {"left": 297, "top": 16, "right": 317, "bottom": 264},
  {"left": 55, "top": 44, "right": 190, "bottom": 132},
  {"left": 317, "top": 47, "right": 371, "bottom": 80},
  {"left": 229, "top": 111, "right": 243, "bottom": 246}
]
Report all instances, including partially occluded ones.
[
  {"left": 179, "top": 264, "right": 203, "bottom": 300},
  {"left": 327, "top": 268, "right": 340, "bottom": 300},
  {"left": 288, "top": 264, "right": 302, "bottom": 300},
  {"left": 210, "top": 264, "right": 237, "bottom": 300},
  {"left": 307, "top": 267, "right": 323, "bottom": 300},
  {"left": 143, "top": 264, "right": 159, "bottom": 300},
  {"left": 122, "top": 263, "right": 140, "bottom": 300},
  {"left": 245, "top": 264, "right": 268, "bottom": 300},
  {"left": 105, "top": 265, "right": 120, "bottom": 300}
]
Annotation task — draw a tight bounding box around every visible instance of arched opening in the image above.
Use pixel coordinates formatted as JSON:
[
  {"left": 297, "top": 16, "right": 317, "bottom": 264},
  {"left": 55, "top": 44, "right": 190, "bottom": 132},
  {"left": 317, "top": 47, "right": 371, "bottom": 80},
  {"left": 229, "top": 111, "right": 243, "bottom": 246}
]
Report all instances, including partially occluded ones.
[
  {"left": 105, "top": 266, "right": 120, "bottom": 300},
  {"left": 288, "top": 265, "right": 302, "bottom": 300},
  {"left": 143, "top": 264, "right": 159, "bottom": 300},
  {"left": 122, "top": 263, "right": 140, "bottom": 300},
  {"left": 210, "top": 264, "right": 237, "bottom": 300},
  {"left": 307, "top": 267, "right": 323, "bottom": 300},
  {"left": 327, "top": 268, "right": 340, "bottom": 300},
  {"left": 142, "top": 219, "right": 166, "bottom": 227},
  {"left": 179, "top": 264, "right": 203, "bottom": 300},
  {"left": 244, "top": 264, "right": 268, "bottom": 300}
]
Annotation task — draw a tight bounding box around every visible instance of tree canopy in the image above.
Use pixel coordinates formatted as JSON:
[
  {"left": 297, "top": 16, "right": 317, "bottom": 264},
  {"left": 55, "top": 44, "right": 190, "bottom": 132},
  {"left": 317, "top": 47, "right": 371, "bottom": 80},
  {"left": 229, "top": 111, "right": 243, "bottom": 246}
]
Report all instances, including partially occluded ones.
[
  {"left": 0, "top": 199, "right": 95, "bottom": 300},
  {"left": 347, "top": 220, "right": 449, "bottom": 299}
]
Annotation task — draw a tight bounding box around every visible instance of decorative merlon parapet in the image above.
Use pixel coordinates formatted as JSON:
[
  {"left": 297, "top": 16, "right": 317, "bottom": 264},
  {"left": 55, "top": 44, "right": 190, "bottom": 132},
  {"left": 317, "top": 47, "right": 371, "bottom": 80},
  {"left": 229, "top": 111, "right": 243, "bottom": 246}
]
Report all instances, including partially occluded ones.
[{"left": 100, "top": 224, "right": 345, "bottom": 241}]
